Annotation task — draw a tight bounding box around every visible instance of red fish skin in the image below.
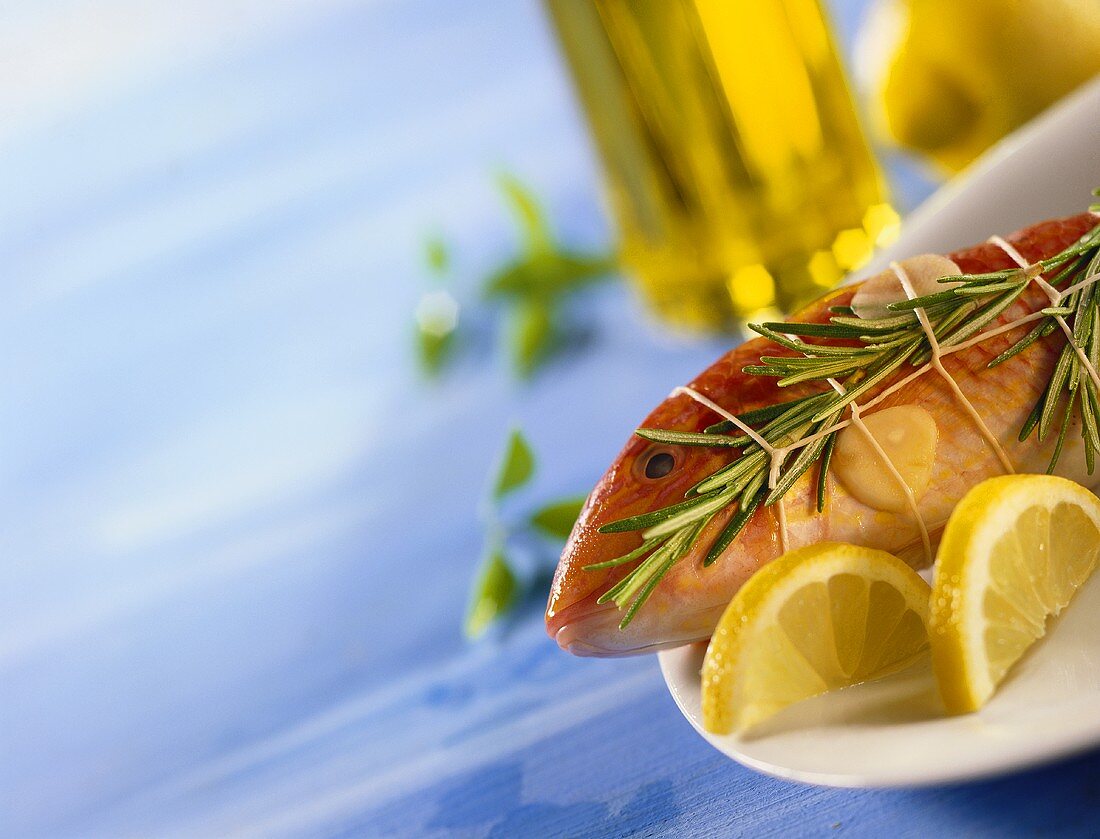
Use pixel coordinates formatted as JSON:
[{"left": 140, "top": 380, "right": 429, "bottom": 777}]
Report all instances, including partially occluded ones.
[{"left": 547, "top": 212, "right": 1100, "bottom": 656}]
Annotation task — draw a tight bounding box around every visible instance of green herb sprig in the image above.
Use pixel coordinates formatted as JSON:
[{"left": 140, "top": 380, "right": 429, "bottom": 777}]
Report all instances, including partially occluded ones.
[
  {"left": 414, "top": 176, "right": 616, "bottom": 380},
  {"left": 485, "top": 175, "right": 617, "bottom": 378},
  {"left": 466, "top": 428, "right": 588, "bottom": 638},
  {"left": 414, "top": 236, "right": 460, "bottom": 377},
  {"left": 591, "top": 207, "right": 1100, "bottom": 628}
]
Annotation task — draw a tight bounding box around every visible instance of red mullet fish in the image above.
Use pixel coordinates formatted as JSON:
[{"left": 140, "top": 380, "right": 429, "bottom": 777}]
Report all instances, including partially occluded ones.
[{"left": 548, "top": 211, "right": 1100, "bottom": 656}]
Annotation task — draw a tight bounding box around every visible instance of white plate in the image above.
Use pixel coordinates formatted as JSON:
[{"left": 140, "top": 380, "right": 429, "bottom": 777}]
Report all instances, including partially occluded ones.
[
  {"left": 658, "top": 76, "right": 1100, "bottom": 788},
  {"left": 660, "top": 570, "right": 1100, "bottom": 787}
]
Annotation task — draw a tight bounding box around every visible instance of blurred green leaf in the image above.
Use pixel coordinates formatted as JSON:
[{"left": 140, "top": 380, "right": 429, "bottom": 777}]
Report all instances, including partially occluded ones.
[
  {"left": 484, "top": 251, "right": 616, "bottom": 300},
  {"left": 464, "top": 548, "right": 518, "bottom": 639},
  {"left": 498, "top": 173, "right": 552, "bottom": 255},
  {"left": 415, "top": 325, "right": 456, "bottom": 377},
  {"left": 414, "top": 289, "right": 460, "bottom": 378},
  {"left": 510, "top": 300, "right": 556, "bottom": 379},
  {"left": 530, "top": 495, "right": 587, "bottom": 540},
  {"left": 493, "top": 428, "right": 536, "bottom": 500},
  {"left": 425, "top": 235, "right": 449, "bottom": 275}
]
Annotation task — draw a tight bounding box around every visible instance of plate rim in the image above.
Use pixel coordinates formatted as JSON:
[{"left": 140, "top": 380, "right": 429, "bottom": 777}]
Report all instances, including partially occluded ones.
[{"left": 657, "top": 644, "right": 1100, "bottom": 789}]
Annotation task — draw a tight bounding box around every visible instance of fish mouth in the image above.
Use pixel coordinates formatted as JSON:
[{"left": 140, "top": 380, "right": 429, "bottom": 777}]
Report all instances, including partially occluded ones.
[
  {"left": 546, "top": 493, "right": 729, "bottom": 655},
  {"left": 548, "top": 590, "right": 721, "bottom": 657},
  {"left": 547, "top": 593, "right": 659, "bottom": 657},
  {"left": 553, "top": 622, "right": 704, "bottom": 657},
  {"left": 546, "top": 593, "right": 622, "bottom": 655}
]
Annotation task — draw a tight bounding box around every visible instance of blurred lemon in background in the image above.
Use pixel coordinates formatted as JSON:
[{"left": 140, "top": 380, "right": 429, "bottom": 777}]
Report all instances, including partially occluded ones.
[{"left": 857, "top": 0, "right": 1100, "bottom": 173}]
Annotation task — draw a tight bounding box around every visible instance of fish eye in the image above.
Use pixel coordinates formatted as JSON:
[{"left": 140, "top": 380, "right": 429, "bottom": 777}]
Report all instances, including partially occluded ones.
[{"left": 643, "top": 450, "right": 676, "bottom": 480}]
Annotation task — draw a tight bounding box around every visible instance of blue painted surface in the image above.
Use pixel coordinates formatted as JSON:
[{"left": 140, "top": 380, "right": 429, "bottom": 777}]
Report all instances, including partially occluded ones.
[{"left": 1, "top": 1, "right": 1094, "bottom": 836}]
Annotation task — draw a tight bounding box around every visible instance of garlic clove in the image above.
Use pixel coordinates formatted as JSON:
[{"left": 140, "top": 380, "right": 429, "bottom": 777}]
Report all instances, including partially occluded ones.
[
  {"left": 832, "top": 405, "right": 939, "bottom": 514},
  {"left": 851, "top": 254, "right": 963, "bottom": 320}
]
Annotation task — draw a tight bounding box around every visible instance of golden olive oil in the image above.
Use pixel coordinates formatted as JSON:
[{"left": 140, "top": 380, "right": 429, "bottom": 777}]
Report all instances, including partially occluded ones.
[{"left": 546, "top": 0, "right": 897, "bottom": 330}]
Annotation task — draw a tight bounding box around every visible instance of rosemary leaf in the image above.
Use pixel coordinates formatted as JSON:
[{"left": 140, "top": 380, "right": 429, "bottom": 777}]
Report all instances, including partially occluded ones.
[
  {"left": 739, "top": 468, "right": 767, "bottom": 506},
  {"left": 583, "top": 534, "right": 667, "bottom": 571},
  {"left": 1038, "top": 347, "right": 1075, "bottom": 440},
  {"left": 691, "top": 449, "right": 768, "bottom": 496},
  {"left": 598, "top": 490, "right": 722, "bottom": 533},
  {"left": 704, "top": 492, "right": 763, "bottom": 566},
  {"left": 1047, "top": 388, "right": 1078, "bottom": 473},
  {"left": 910, "top": 302, "right": 980, "bottom": 366},
  {"left": 1081, "top": 377, "right": 1100, "bottom": 454},
  {"left": 761, "top": 320, "right": 867, "bottom": 339},
  {"left": 618, "top": 531, "right": 695, "bottom": 628},
  {"left": 742, "top": 365, "right": 781, "bottom": 377},
  {"left": 602, "top": 524, "right": 700, "bottom": 607},
  {"left": 989, "top": 320, "right": 1057, "bottom": 367},
  {"left": 599, "top": 538, "right": 678, "bottom": 605},
  {"left": 703, "top": 394, "right": 817, "bottom": 434},
  {"left": 617, "top": 551, "right": 679, "bottom": 627},
  {"left": 830, "top": 313, "right": 918, "bottom": 332},
  {"left": 860, "top": 331, "right": 920, "bottom": 348},
  {"left": 952, "top": 279, "right": 1028, "bottom": 296},
  {"left": 1048, "top": 254, "right": 1089, "bottom": 288},
  {"left": 817, "top": 431, "right": 837, "bottom": 512},
  {"left": 940, "top": 287, "right": 1029, "bottom": 350},
  {"left": 750, "top": 323, "right": 879, "bottom": 357},
  {"left": 616, "top": 519, "right": 706, "bottom": 624},
  {"left": 635, "top": 427, "right": 746, "bottom": 448},
  {"left": 944, "top": 268, "right": 1021, "bottom": 283},
  {"left": 887, "top": 288, "right": 964, "bottom": 311},
  {"left": 1019, "top": 394, "right": 1044, "bottom": 442},
  {"left": 758, "top": 394, "right": 831, "bottom": 435},
  {"left": 642, "top": 487, "right": 737, "bottom": 540},
  {"left": 776, "top": 357, "right": 873, "bottom": 387}
]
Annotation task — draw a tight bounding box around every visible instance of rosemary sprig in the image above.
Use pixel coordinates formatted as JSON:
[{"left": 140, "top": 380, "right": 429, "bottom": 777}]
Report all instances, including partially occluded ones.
[{"left": 593, "top": 207, "right": 1100, "bottom": 627}]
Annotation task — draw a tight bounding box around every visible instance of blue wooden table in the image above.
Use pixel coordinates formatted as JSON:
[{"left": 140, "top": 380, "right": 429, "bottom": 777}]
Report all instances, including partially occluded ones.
[{"left": 2, "top": 1, "right": 1097, "bottom": 836}]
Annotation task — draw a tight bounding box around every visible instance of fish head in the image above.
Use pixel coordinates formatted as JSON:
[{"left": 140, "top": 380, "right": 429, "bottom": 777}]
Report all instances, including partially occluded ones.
[
  {"left": 545, "top": 342, "right": 788, "bottom": 655},
  {"left": 543, "top": 296, "right": 848, "bottom": 657},
  {"left": 544, "top": 412, "right": 724, "bottom": 654}
]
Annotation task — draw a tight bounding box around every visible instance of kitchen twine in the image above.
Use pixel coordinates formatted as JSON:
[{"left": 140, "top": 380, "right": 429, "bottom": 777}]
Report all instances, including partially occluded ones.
[{"left": 671, "top": 228, "right": 1100, "bottom": 564}]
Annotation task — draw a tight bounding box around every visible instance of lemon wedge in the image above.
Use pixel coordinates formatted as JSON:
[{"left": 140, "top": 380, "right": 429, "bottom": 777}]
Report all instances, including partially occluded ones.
[
  {"left": 929, "top": 475, "right": 1100, "bottom": 714},
  {"left": 702, "top": 542, "right": 931, "bottom": 735}
]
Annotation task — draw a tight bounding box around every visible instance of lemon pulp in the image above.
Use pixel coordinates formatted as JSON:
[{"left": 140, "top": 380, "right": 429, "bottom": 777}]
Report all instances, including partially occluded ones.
[
  {"left": 930, "top": 475, "right": 1100, "bottom": 714},
  {"left": 702, "top": 542, "right": 930, "bottom": 735}
]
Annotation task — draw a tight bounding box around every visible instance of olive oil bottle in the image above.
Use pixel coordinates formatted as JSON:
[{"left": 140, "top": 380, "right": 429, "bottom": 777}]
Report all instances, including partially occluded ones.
[{"left": 545, "top": 0, "right": 897, "bottom": 330}]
